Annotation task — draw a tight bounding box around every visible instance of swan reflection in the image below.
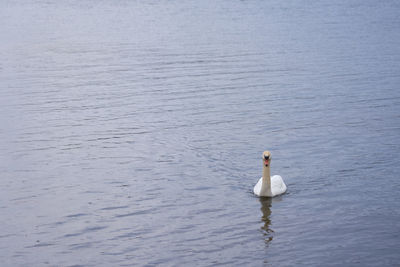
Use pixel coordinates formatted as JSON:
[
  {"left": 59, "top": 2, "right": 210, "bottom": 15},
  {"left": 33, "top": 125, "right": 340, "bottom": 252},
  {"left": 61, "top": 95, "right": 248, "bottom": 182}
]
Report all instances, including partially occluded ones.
[{"left": 259, "top": 197, "right": 273, "bottom": 245}]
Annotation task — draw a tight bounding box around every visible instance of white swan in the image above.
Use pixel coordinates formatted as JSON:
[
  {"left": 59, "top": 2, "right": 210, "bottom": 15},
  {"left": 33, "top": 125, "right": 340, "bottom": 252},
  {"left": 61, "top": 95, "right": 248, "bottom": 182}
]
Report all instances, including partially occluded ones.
[{"left": 253, "top": 151, "right": 287, "bottom": 197}]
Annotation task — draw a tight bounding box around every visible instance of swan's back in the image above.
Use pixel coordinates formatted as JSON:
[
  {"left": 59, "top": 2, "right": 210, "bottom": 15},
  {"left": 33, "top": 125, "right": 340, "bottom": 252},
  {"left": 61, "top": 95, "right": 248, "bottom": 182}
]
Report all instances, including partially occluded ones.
[
  {"left": 253, "top": 177, "right": 263, "bottom": 196},
  {"left": 270, "top": 175, "right": 287, "bottom": 197},
  {"left": 253, "top": 175, "right": 287, "bottom": 197}
]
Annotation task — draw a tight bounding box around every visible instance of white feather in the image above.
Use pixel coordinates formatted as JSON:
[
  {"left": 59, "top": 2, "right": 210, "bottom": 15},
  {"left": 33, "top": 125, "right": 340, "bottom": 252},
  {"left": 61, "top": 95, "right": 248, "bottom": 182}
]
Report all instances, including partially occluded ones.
[{"left": 254, "top": 175, "right": 287, "bottom": 197}]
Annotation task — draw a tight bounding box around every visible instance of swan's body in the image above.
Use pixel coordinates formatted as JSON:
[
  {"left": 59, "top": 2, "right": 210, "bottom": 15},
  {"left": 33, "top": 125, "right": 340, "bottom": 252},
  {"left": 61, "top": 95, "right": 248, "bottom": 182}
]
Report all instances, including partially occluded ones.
[
  {"left": 253, "top": 175, "right": 287, "bottom": 197},
  {"left": 253, "top": 151, "right": 287, "bottom": 197}
]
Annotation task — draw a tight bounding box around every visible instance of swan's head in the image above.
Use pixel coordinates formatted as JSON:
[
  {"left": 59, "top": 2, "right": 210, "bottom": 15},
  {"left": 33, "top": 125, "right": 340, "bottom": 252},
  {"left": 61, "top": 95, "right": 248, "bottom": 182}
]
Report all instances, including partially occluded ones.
[{"left": 262, "top": 151, "right": 271, "bottom": 167}]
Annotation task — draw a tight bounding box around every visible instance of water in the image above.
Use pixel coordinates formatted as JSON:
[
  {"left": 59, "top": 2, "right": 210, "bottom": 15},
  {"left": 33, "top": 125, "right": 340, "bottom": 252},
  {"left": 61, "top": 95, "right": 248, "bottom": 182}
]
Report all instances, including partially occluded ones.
[{"left": 1, "top": 0, "right": 400, "bottom": 266}]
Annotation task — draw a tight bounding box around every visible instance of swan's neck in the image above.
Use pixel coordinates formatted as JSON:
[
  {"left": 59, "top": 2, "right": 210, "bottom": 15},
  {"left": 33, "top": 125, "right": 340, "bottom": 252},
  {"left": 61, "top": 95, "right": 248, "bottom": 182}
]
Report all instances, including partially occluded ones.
[{"left": 261, "top": 164, "right": 272, "bottom": 195}]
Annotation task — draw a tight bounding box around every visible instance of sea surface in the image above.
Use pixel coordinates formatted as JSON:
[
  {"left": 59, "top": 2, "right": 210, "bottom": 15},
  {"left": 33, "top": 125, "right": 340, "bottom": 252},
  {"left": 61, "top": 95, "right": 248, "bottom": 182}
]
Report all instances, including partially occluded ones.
[{"left": 1, "top": 0, "right": 400, "bottom": 266}]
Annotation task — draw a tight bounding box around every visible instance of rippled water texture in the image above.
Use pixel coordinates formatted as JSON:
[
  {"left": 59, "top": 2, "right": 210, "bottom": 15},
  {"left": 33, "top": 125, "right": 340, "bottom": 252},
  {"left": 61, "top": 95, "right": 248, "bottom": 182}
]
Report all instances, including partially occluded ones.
[{"left": 1, "top": 0, "right": 400, "bottom": 266}]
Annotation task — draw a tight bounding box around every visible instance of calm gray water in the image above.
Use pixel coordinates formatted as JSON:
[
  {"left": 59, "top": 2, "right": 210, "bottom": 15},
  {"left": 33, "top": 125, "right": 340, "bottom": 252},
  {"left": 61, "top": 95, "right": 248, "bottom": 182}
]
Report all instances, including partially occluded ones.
[{"left": 1, "top": 0, "right": 400, "bottom": 266}]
